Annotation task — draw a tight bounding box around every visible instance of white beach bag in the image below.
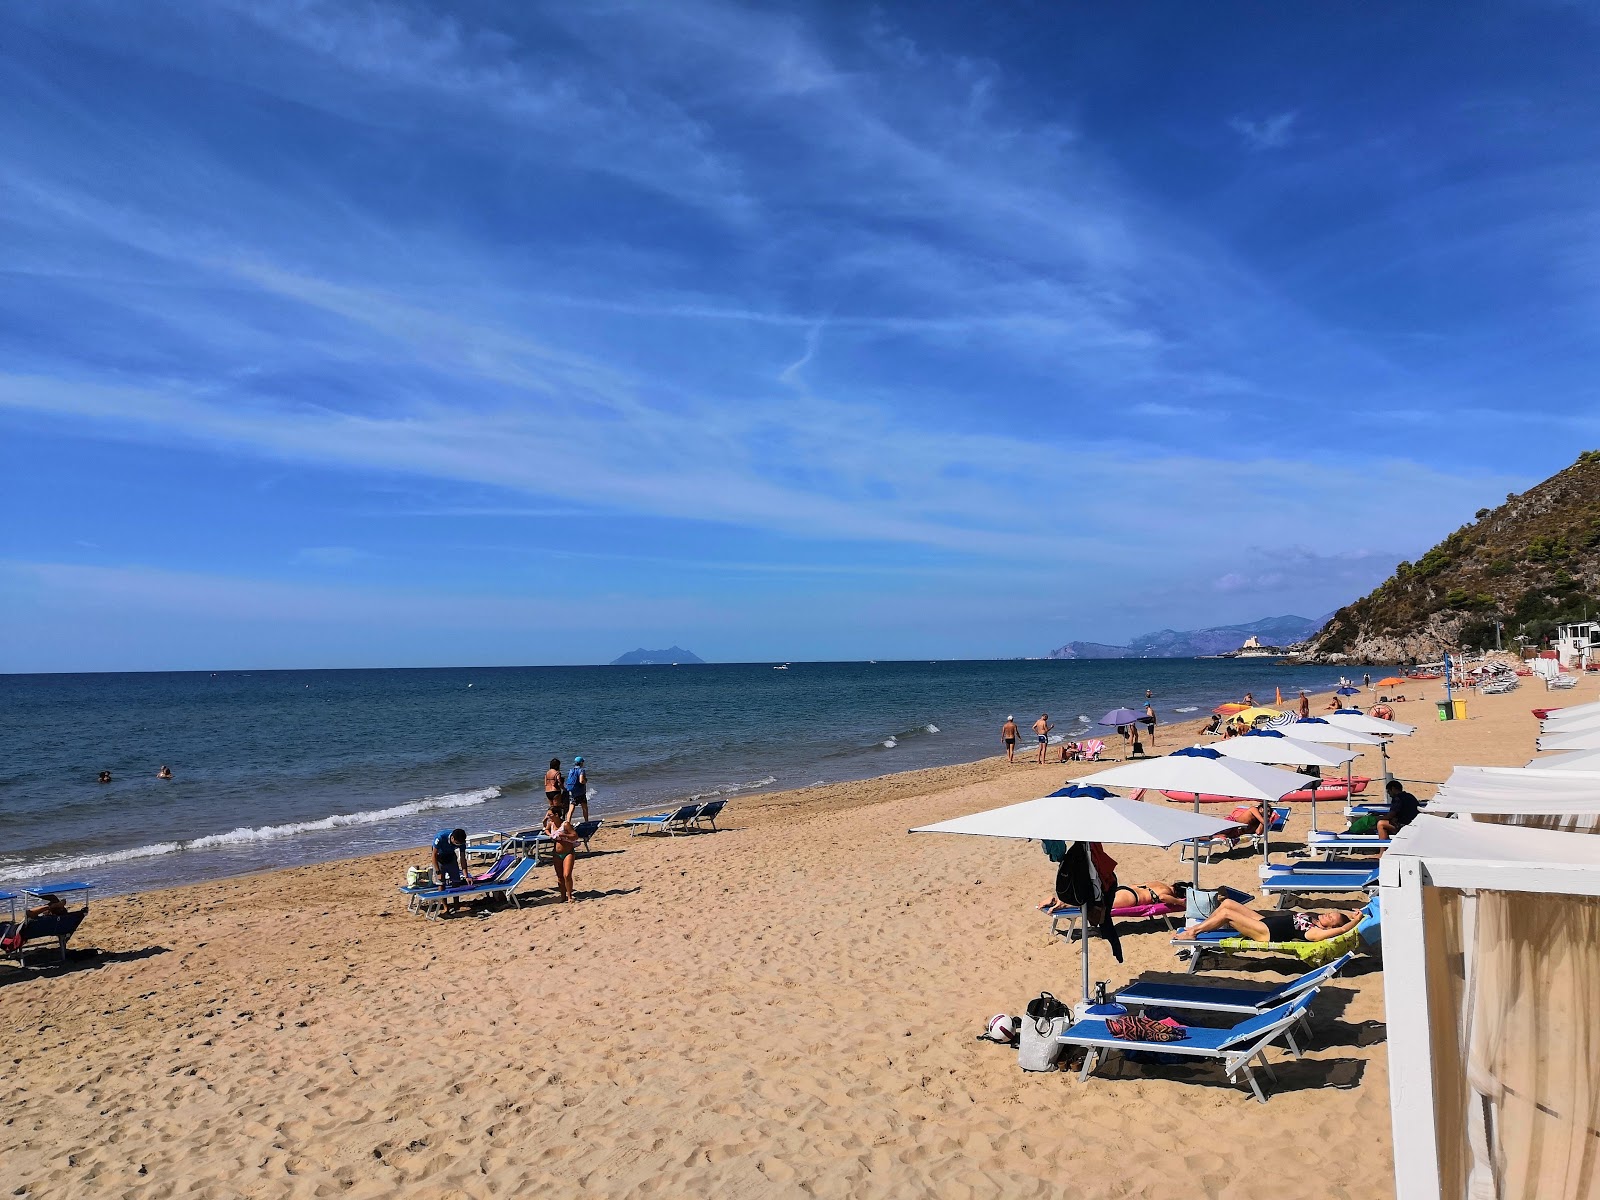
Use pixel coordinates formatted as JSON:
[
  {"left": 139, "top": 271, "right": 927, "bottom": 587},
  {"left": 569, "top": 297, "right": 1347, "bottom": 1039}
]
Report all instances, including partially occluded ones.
[{"left": 1018, "top": 1014, "right": 1067, "bottom": 1071}]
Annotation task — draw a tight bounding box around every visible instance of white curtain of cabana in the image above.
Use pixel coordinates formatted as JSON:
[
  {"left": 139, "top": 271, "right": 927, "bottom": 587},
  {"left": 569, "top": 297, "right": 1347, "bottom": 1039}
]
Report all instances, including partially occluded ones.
[{"left": 1434, "top": 889, "right": 1600, "bottom": 1199}]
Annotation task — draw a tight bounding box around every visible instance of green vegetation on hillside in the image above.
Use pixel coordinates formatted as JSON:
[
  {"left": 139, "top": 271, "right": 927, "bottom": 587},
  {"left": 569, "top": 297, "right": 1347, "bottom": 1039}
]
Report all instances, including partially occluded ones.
[{"left": 1315, "top": 451, "right": 1600, "bottom": 657}]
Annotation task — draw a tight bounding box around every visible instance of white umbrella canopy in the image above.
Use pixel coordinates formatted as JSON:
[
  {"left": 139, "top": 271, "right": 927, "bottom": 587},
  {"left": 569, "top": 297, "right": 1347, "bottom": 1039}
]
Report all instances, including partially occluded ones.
[
  {"left": 909, "top": 794, "right": 1241, "bottom": 846},
  {"left": 911, "top": 794, "right": 1241, "bottom": 1012},
  {"left": 1213, "top": 732, "right": 1357, "bottom": 768},
  {"left": 1077, "top": 747, "right": 1317, "bottom": 802},
  {"left": 1270, "top": 718, "right": 1383, "bottom": 746},
  {"left": 1539, "top": 700, "right": 1600, "bottom": 724},
  {"left": 1539, "top": 712, "right": 1600, "bottom": 735},
  {"left": 1322, "top": 709, "right": 1417, "bottom": 737},
  {"left": 1526, "top": 748, "right": 1600, "bottom": 771},
  {"left": 1537, "top": 729, "right": 1600, "bottom": 752}
]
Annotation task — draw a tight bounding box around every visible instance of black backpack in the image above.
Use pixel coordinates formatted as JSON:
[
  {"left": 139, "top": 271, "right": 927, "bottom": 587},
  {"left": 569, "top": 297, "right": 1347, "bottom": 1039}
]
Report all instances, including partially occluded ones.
[{"left": 1053, "top": 841, "right": 1124, "bottom": 963}]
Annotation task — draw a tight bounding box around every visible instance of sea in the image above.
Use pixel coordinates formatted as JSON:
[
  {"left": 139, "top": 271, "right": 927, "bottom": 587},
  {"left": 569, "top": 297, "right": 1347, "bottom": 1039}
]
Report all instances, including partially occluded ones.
[{"left": 0, "top": 659, "right": 1365, "bottom": 896}]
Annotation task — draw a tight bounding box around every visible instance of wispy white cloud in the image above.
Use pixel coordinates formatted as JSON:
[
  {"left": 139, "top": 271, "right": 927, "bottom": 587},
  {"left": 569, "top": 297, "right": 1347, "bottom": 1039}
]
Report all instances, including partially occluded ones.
[{"left": 1229, "top": 110, "right": 1299, "bottom": 151}]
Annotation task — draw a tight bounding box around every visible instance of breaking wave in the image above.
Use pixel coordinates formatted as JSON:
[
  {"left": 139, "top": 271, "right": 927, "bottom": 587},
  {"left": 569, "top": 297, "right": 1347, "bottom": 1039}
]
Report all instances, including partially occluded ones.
[{"left": 0, "top": 787, "right": 501, "bottom": 883}]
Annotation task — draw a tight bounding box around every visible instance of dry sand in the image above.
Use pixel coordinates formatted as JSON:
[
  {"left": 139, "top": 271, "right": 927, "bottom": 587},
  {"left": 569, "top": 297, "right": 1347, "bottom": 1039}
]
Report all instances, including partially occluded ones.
[{"left": 2, "top": 673, "right": 1584, "bottom": 1199}]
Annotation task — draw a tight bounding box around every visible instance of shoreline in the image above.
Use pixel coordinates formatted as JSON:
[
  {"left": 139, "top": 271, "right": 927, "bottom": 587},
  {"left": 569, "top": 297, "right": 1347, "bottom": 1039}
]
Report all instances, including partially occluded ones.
[{"left": 19, "top": 678, "right": 1364, "bottom": 901}]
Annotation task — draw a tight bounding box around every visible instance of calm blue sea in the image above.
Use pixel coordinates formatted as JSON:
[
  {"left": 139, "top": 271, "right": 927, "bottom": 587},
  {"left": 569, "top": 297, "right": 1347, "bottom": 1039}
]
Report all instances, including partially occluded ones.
[{"left": 0, "top": 659, "right": 1362, "bottom": 895}]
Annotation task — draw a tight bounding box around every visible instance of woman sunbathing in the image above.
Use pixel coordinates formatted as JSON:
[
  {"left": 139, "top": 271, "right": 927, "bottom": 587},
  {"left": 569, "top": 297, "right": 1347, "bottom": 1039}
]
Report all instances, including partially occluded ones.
[
  {"left": 1175, "top": 897, "right": 1361, "bottom": 944},
  {"left": 1038, "top": 880, "right": 1183, "bottom": 912}
]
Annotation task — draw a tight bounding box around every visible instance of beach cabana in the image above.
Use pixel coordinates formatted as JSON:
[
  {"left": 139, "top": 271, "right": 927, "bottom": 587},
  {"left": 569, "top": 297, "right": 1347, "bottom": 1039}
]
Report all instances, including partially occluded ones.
[
  {"left": 1429, "top": 765, "right": 1600, "bottom": 835},
  {"left": 910, "top": 795, "right": 1238, "bottom": 1014},
  {"left": 1536, "top": 728, "right": 1600, "bottom": 752},
  {"left": 1381, "top": 816, "right": 1600, "bottom": 1199},
  {"left": 1525, "top": 747, "right": 1600, "bottom": 772}
]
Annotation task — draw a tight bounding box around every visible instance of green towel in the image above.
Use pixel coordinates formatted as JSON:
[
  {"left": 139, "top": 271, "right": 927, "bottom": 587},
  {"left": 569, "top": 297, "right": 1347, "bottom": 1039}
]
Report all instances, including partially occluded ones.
[{"left": 1216, "top": 928, "right": 1362, "bottom": 967}]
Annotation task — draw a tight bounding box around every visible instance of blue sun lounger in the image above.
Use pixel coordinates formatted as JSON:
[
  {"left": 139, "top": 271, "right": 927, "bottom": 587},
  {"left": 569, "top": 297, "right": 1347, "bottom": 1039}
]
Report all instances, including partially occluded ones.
[
  {"left": 620, "top": 804, "right": 701, "bottom": 836},
  {"left": 1057, "top": 991, "right": 1319, "bottom": 1103},
  {"left": 693, "top": 799, "right": 726, "bottom": 830},
  {"left": 1261, "top": 866, "right": 1379, "bottom": 906},
  {"left": 2, "top": 882, "right": 95, "bottom": 966},
  {"left": 1115, "top": 953, "right": 1353, "bottom": 1046},
  {"left": 1308, "top": 830, "right": 1393, "bottom": 857},
  {"left": 574, "top": 819, "right": 602, "bottom": 850},
  {"left": 402, "top": 856, "right": 540, "bottom": 919}
]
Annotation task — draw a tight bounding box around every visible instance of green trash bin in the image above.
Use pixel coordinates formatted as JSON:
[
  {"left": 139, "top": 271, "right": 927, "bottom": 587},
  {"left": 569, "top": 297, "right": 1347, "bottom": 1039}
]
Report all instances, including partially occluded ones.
[
  {"left": 1436, "top": 701, "right": 1453, "bottom": 721},
  {"left": 1452, "top": 699, "right": 1468, "bottom": 721}
]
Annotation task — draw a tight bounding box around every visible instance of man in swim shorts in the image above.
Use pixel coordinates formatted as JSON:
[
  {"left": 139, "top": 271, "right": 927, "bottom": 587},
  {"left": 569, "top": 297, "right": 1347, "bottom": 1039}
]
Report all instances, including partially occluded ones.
[
  {"left": 565, "top": 756, "right": 589, "bottom": 824},
  {"left": 1001, "top": 716, "right": 1019, "bottom": 762},
  {"left": 432, "top": 828, "right": 470, "bottom": 915},
  {"left": 1032, "top": 714, "right": 1053, "bottom": 764},
  {"left": 1142, "top": 701, "right": 1158, "bottom": 747}
]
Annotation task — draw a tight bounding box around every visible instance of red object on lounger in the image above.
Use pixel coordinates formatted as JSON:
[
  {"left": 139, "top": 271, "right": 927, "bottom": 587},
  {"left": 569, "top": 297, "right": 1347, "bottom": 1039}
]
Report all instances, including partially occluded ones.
[{"left": 1162, "top": 778, "right": 1369, "bottom": 804}]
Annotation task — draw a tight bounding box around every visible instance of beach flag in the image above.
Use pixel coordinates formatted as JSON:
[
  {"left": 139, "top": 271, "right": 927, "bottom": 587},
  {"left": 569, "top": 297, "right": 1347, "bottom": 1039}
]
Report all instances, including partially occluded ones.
[{"left": 1275, "top": 686, "right": 1283, "bottom": 705}]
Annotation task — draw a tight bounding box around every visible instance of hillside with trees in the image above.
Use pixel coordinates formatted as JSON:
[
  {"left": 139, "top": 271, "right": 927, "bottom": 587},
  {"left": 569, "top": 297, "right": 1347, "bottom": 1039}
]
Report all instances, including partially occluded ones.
[{"left": 1308, "top": 451, "right": 1600, "bottom": 662}]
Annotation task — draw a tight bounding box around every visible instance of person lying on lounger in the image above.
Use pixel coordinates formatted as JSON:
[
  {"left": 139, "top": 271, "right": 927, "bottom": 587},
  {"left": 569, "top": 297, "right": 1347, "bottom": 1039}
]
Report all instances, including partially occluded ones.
[
  {"left": 1039, "top": 880, "right": 1183, "bottom": 911},
  {"left": 1175, "top": 898, "right": 1361, "bottom": 944},
  {"left": 1225, "top": 800, "right": 1269, "bottom": 837}
]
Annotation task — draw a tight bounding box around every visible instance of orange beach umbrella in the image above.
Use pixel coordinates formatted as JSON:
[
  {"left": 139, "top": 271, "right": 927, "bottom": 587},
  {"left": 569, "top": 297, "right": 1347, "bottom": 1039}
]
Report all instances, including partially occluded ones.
[
  {"left": 1377, "top": 676, "right": 1406, "bottom": 687},
  {"left": 1214, "top": 703, "right": 1249, "bottom": 715}
]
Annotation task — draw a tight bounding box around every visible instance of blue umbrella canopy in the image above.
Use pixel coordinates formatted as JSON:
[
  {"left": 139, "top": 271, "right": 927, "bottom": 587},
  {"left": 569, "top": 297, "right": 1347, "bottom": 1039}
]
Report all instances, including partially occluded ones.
[
  {"left": 1335, "top": 686, "right": 1360, "bottom": 695},
  {"left": 1098, "top": 708, "right": 1143, "bottom": 726},
  {"left": 1048, "top": 784, "right": 1116, "bottom": 800}
]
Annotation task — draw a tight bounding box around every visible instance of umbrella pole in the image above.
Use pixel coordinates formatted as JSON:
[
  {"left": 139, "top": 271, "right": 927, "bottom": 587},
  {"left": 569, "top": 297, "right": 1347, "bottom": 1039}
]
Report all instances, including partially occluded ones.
[{"left": 1080, "top": 904, "right": 1092, "bottom": 1010}]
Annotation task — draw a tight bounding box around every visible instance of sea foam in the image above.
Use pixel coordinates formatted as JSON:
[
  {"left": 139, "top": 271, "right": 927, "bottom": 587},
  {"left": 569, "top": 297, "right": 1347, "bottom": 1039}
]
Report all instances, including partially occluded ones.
[{"left": 0, "top": 787, "right": 500, "bottom": 883}]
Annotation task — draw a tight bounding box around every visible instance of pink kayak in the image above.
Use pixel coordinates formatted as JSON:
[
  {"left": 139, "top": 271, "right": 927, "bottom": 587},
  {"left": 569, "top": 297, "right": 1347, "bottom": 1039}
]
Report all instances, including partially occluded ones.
[{"left": 1161, "top": 777, "right": 1370, "bottom": 804}]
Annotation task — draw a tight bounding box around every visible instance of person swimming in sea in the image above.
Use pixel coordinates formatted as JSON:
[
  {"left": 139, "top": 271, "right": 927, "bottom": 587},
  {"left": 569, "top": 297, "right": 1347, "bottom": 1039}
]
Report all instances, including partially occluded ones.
[
  {"left": 157, "top": 765, "right": 172, "bottom": 779},
  {"left": 97, "top": 770, "right": 112, "bottom": 784}
]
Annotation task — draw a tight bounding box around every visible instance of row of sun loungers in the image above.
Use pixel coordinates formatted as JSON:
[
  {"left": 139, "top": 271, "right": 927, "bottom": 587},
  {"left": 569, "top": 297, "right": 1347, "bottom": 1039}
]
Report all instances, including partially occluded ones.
[{"left": 618, "top": 798, "right": 725, "bottom": 836}]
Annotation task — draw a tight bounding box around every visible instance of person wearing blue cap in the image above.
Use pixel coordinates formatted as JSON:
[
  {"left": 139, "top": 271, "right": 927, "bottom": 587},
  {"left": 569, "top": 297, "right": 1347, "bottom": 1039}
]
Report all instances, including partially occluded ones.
[{"left": 565, "top": 756, "right": 589, "bottom": 823}]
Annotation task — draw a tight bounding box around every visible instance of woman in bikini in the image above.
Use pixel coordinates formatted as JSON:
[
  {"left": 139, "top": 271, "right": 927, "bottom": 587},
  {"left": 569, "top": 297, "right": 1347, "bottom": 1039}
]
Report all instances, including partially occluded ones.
[
  {"left": 1174, "top": 897, "right": 1361, "bottom": 944},
  {"left": 542, "top": 791, "right": 579, "bottom": 904},
  {"left": 1038, "top": 879, "right": 1183, "bottom": 912}
]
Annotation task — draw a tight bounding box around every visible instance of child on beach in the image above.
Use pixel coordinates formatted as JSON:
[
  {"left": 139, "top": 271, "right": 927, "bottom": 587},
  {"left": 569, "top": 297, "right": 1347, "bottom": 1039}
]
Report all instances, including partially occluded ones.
[{"left": 543, "top": 793, "right": 579, "bottom": 904}]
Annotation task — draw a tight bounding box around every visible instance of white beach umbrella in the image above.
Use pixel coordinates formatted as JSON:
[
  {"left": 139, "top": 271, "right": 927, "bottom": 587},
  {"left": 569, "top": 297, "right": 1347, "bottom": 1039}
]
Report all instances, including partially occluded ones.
[
  {"left": 1270, "top": 718, "right": 1383, "bottom": 746},
  {"left": 1078, "top": 746, "right": 1316, "bottom": 870},
  {"left": 1322, "top": 710, "right": 1417, "bottom": 737},
  {"left": 1537, "top": 729, "right": 1600, "bottom": 752},
  {"left": 1077, "top": 746, "right": 1316, "bottom": 803},
  {"left": 1538, "top": 712, "right": 1600, "bottom": 735},
  {"left": 1539, "top": 700, "right": 1600, "bottom": 724},
  {"left": 1212, "top": 732, "right": 1358, "bottom": 769},
  {"left": 1525, "top": 748, "right": 1600, "bottom": 771},
  {"left": 1276, "top": 717, "right": 1390, "bottom": 828},
  {"left": 911, "top": 794, "right": 1239, "bottom": 1010}
]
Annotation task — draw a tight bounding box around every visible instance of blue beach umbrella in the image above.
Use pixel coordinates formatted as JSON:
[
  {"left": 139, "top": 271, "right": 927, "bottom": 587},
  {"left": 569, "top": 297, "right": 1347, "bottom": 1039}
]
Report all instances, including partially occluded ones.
[{"left": 1335, "top": 686, "right": 1360, "bottom": 696}]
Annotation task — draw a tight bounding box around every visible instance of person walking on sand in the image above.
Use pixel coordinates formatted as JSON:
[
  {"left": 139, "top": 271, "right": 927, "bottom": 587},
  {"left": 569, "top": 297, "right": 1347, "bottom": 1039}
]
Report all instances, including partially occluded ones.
[
  {"left": 1298, "top": 691, "right": 1311, "bottom": 719},
  {"left": 1142, "top": 701, "right": 1158, "bottom": 747},
  {"left": 565, "top": 756, "right": 589, "bottom": 823},
  {"left": 1032, "top": 714, "right": 1054, "bottom": 764},
  {"left": 1001, "top": 716, "right": 1019, "bottom": 762},
  {"left": 543, "top": 792, "right": 579, "bottom": 904}
]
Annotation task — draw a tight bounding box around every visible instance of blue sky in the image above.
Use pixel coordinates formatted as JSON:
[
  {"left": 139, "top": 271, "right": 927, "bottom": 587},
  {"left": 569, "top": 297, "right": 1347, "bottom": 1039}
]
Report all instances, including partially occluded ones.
[{"left": 2, "top": 1, "right": 1597, "bottom": 670}]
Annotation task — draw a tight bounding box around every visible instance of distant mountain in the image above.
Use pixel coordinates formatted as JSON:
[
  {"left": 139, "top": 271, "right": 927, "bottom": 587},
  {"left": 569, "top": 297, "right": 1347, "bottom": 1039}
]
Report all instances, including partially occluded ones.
[
  {"left": 610, "top": 646, "right": 706, "bottom": 666},
  {"left": 1047, "top": 614, "right": 1331, "bottom": 660},
  {"left": 1308, "top": 450, "right": 1600, "bottom": 662}
]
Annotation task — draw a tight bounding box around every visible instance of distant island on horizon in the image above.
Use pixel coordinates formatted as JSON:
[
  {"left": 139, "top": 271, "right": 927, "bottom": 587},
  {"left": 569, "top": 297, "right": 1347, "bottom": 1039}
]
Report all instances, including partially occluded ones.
[
  {"left": 610, "top": 646, "right": 707, "bottom": 666},
  {"left": 1046, "top": 613, "right": 1332, "bottom": 660}
]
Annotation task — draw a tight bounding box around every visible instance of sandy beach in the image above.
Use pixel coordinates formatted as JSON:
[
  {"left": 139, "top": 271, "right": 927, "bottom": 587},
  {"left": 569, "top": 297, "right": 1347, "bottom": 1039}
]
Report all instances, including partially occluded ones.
[{"left": 1, "top": 676, "right": 1580, "bottom": 1199}]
